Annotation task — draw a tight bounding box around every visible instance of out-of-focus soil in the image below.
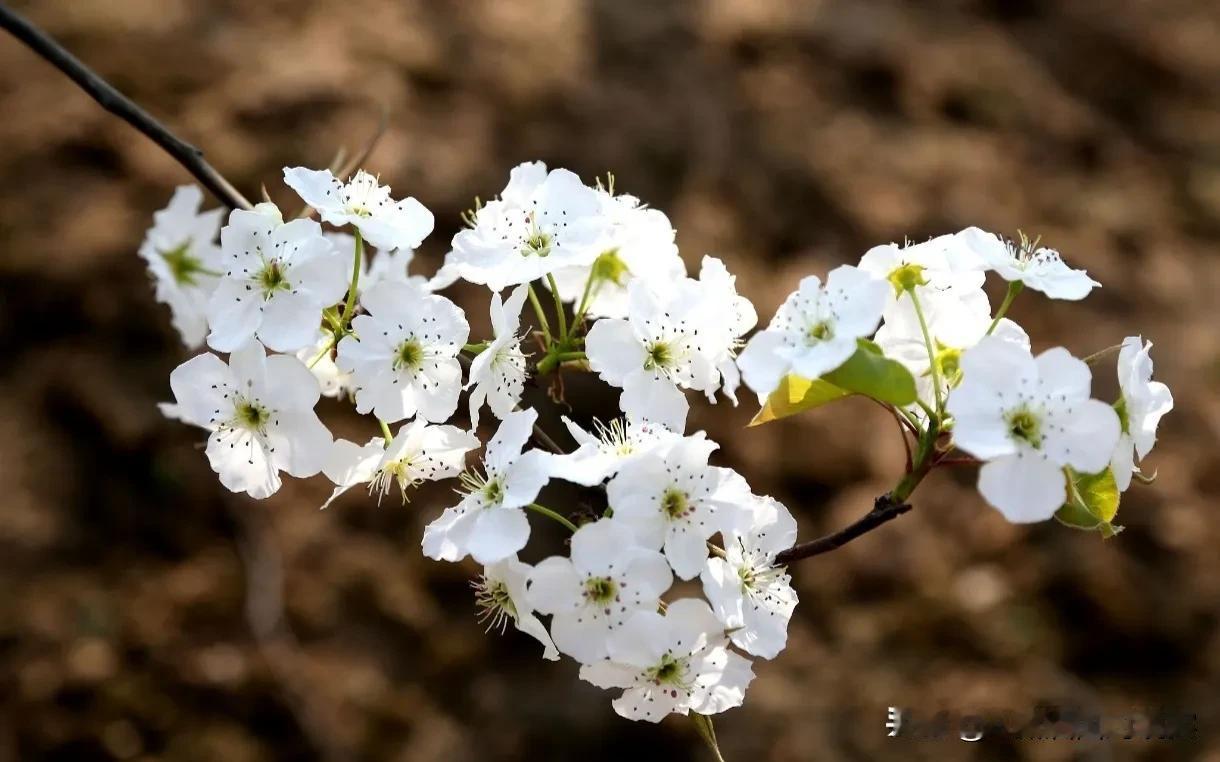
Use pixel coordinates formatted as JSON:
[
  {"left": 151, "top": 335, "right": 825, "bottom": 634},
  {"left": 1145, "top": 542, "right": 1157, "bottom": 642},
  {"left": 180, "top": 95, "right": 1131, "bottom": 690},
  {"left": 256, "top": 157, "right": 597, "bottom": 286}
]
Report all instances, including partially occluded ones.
[{"left": 1, "top": 1, "right": 1218, "bottom": 760}]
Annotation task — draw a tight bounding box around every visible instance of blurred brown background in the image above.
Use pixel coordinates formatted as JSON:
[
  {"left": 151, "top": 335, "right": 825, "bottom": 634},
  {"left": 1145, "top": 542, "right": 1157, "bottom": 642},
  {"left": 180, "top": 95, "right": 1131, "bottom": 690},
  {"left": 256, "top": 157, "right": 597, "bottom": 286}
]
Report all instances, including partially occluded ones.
[{"left": 1, "top": 1, "right": 1219, "bottom": 760}]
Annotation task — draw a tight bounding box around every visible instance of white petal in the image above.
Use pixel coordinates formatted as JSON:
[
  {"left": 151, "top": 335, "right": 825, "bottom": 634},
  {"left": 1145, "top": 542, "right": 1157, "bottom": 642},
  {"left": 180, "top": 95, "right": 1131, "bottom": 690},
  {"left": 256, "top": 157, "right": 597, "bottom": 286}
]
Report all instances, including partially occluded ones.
[
  {"left": 550, "top": 610, "right": 614, "bottom": 664},
  {"left": 168, "top": 352, "right": 233, "bottom": 428},
  {"left": 484, "top": 408, "right": 536, "bottom": 475},
  {"left": 526, "top": 556, "right": 582, "bottom": 615},
  {"left": 620, "top": 371, "right": 688, "bottom": 432},
  {"left": 206, "top": 428, "right": 280, "bottom": 499},
  {"left": 579, "top": 661, "right": 639, "bottom": 690},
  {"left": 262, "top": 354, "right": 322, "bottom": 410},
  {"left": 664, "top": 527, "right": 712, "bottom": 581},
  {"left": 606, "top": 609, "right": 668, "bottom": 668},
  {"left": 788, "top": 336, "right": 858, "bottom": 380},
  {"left": 421, "top": 502, "right": 478, "bottom": 562},
  {"left": 1035, "top": 347, "right": 1091, "bottom": 402},
  {"left": 266, "top": 410, "right": 332, "bottom": 478},
  {"left": 977, "top": 454, "right": 1066, "bottom": 523},
  {"left": 571, "top": 519, "right": 638, "bottom": 576},
  {"left": 501, "top": 450, "right": 551, "bottom": 509},
  {"left": 1024, "top": 250, "right": 1099, "bottom": 300},
  {"left": 320, "top": 438, "right": 384, "bottom": 509},
  {"left": 467, "top": 507, "right": 531, "bottom": 565},
  {"left": 737, "top": 330, "right": 790, "bottom": 401},
  {"left": 586, "top": 318, "right": 646, "bottom": 387},
  {"left": 205, "top": 279, "right": 263, "bottom": 352},
  {"left": 283, "top": 167, "right": 344, "bottom": 213},
  {"left": 1110, "top": 434, "right": 1135, "bottom": 492},
  {"left": 1044, "top": 398, "right": 1121, "bottom": 474}
]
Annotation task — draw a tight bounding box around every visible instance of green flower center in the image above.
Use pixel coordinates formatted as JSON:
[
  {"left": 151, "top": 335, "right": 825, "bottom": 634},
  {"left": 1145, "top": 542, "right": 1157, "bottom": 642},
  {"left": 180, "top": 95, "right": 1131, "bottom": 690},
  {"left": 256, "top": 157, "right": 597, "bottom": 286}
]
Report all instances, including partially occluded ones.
[
  {"left": 661, "top": 488, "right": 690, "bottom": 519},
  {"left": 159, "top": 240, "right": 209, "bottom": 286},
  {"left": 647, "top": 654, "right": 686, "bottom": 686},
  {"left": 482, "top": 478, "right": 504, "bottom": 505},
  {"left": 888, "top": 262, "right": 927, "bottom": 295},
  {"left": 523, "top": 230, "right": 553, "bottom": 257},
  {"left": 934, "top": 345, "right": 963, "bottom": 384},
  {"left": 806, "top": 320, "right": 833, "bottom": 344},
  {"left": 590, "top": 249, "right": 630, "bottom": 285},
  {"left": 236, "top": 401, "right": 269, "bottom": 430},
  {"left": 1006, "top": 408, "right": 1042, "bottom": 447},
  {"left": 256, "top": 260, "right": 290, "bottom": 297},
  {"left": 584, "top": 576, "right": 618, "bottom": 605},
  {"left": 395, "top": 339, "right": 424, "bottom": 370},
  {"left": 645, "top": 342, "right": 672, "bottom": 370}
]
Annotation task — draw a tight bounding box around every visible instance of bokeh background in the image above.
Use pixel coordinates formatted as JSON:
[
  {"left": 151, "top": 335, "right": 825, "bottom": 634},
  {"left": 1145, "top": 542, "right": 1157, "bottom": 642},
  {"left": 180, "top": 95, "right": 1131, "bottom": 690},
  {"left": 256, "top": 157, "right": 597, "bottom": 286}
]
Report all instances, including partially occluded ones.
[{"left": 1, "top": 1, "right": 1218, "bottom": 760}]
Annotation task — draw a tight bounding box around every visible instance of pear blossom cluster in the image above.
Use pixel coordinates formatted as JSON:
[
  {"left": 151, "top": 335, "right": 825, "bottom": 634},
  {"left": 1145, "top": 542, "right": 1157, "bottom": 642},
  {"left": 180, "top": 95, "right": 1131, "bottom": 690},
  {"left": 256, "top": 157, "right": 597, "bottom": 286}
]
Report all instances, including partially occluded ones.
[{"left": 140, "top": 159, "right": 1171, "bottom": 731}]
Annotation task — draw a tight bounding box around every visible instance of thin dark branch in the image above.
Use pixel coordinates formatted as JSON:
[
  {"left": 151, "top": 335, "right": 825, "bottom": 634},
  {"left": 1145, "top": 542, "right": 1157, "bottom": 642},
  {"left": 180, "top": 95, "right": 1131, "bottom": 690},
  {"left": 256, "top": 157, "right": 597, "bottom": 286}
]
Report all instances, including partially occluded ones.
[
  {"left": 0, "top": 3, "right": 252, "bottom": 210},
  {"left": 774, "top": 494, "right": 912, "bottom": 565}
]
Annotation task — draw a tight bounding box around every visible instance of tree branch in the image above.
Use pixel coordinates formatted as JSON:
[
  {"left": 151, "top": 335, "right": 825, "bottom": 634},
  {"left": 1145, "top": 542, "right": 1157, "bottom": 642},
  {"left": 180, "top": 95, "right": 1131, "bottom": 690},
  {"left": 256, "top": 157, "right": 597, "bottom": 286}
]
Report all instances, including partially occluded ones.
[
  {"left": 773, "top": 494, "right": 912, "bottom": 565},
  {"left": 0, "top": 3, "right": 253, "bottom": 210}
]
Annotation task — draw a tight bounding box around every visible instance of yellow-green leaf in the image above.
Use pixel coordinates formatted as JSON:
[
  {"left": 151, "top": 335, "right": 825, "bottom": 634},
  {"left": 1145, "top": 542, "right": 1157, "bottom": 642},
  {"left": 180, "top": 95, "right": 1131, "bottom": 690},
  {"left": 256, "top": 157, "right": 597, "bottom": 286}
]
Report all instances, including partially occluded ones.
[
  {"left": 749, "top": 374, "right": 849, "bottom": 426},
  {"left": 822, "top": 339, "right": 918, "bottom": 406},
  {"left": 1055, "top": 467, "right": 1122, "bottom": 536},
  {"left": 748, "top": 340, "right": 918, "bottom": 426}
]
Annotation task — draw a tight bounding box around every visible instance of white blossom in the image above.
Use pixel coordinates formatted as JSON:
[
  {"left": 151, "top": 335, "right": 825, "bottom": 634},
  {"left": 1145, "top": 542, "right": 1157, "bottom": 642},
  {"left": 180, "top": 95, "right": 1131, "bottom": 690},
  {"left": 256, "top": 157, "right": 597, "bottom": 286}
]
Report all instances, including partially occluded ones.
[
  {"left": 167, "top": 340, "right": 332, "bottom": 498},
  {"left": 283, "top": 167, "right": 435, "bottom": 252},
  {"left": 324, "top": 231, "right": 431, "bottom": 295},
  {"left": 874, "top": 286, "right": 1029, "bottom": 410},
  {"left": 947, "top": 338, "right": 1121, "bottom": 522},
  {"left": 138, "top": 185, "right": 224, "bottom": 348},
  {"left": 585, "top": 278, "right": 720, "bottom": 430},
  {"left": 858, "top": 234, "right": 985, "bottom": 302},
  {"left": 547, "top": 416, "right": 683, "bottom": 487},
  {"left": 606, "top": 435, "right": 752, "bottom": 580},
  {"left": 337, "top": 280, "right": 468, "bottom": 423},
  {"left": 207, "top": 203, "right": 348, "bottom": 353},
  {"left": 957, "top": 227, "right": 1099, "bottom": 300},
  {"left": 547, "top": 187, "right": 685, "bottom": 319},
  {"left": 1110, "top": 336, "right": 1173, "bottom": 491},
  {"left": 466, "top": 285, "right": 530, "bottom": 431},
  {"left": 296, "top": 330, "right": 352, "bottom": 399},
  {"left": 473, "top": 556, "right": 560, "bottom": 661},
  {"left": 421, "top": 409, "right": 551, "bottom": 565},
  {"left": 695, "top": 256, "right": 758, "bottom": 404},
  {"left": 445, "top": 163, "right": 609, "bottom": 291},
  {"left": 526, "top": 518, "right": 673, "bottom": 664},
  {"left": 737, "top": 265, "right": 888, "bottom": 400},
  {"left": 320, "top": 420, "right": 479, "bottom": 509},
  {"left": 578, "top": 598, "right": 754, "bottom": 722},
  {"left": 701, "top": 495, "right": 797, "bottom": 659}
]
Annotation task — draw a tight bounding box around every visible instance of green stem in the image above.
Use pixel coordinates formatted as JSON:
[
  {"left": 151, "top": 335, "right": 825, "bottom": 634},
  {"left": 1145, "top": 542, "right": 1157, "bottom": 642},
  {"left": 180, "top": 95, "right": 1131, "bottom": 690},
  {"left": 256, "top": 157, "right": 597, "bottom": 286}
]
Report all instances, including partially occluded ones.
[
  {"left": 527, "top": 502, "right": 578, "bottom": 533},
  {"left": 308, "top": 334, "right": 337, "bottom": 369},
  {"left": 986, "top": 281, "right": 1023, "bottom": 336},
  {"left": 573, "top": 267, "right": 599, "bottom": 328},
  {"left": 907, "top": 288, "right": 943, "bottom": 414},
  {"left": 536, "top": 350, "right": 587, "bottom": 376},
  {"left": 463, "top": 342, "right": 488, "bottom": 355},
  {"left": 1083, "top": 343, "right": 1122, "bottom": 366},
  {"left": 379, "top": 419, "right": 393, "bottom": 445},
  {"left": 527, "top": 284, "right": 552, "bottom": 345},
  {"left": 891, "top": 418, "right": 940, "bottom": 503},
  {"left": 546, "top": 273, "right": 568, "bottom": 342},
  {"left": 341, "top": 230, "right": 364, "bottom": 330}
]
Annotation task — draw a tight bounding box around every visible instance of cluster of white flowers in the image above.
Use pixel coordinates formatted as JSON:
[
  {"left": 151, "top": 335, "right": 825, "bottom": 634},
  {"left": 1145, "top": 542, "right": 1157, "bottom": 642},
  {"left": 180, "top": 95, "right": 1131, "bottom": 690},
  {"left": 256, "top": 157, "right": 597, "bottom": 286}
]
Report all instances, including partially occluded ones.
[{"left": 141, "top": 161, "right": 1171, "bottom": 728}]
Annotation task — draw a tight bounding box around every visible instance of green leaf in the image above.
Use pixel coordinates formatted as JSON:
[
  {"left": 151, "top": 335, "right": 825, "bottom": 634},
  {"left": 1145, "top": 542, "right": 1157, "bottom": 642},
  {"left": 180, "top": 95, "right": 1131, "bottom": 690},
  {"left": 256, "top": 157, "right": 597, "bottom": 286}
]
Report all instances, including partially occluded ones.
[
  {"left": 1055, "top": 467, "right": 1122, "bottom": 536},
  {"left": 749, "top": 374, "right": 849, "bottom": 426},
  {"left": 689, "top": 713, "right": 726, "bottom": 762},
  {"left": 748, "top": 340, "right": 917, "bottom": 426},
  {"left": 822, "top": 340, "right": 918, "bottom": 406}
]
